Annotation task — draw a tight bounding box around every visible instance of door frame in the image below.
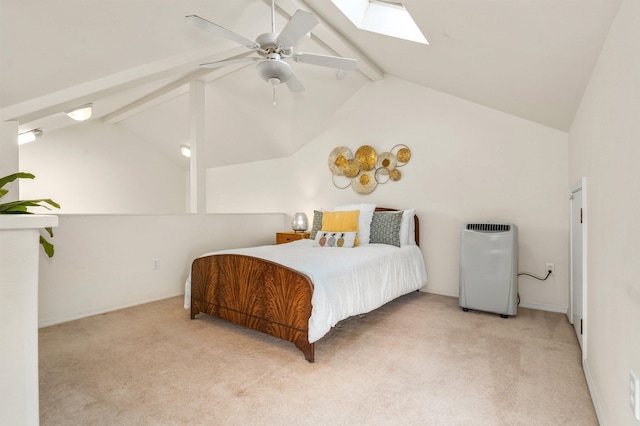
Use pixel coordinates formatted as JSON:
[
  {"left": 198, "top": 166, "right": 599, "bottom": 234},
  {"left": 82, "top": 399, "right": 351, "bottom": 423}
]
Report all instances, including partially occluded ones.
[{"left": 569, "top": 177, "right": 587, "bottom": 363}]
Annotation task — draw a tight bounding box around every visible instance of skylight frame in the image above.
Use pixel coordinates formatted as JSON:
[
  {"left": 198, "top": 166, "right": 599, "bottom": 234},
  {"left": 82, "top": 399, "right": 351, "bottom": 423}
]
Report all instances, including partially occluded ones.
[{"left": 332, "top": 0, "right": 428, "bottom": 45}]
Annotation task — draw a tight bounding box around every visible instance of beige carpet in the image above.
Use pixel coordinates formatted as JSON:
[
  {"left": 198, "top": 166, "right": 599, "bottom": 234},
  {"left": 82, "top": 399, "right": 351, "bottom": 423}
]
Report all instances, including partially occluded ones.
[{"left": 39, "top": 293, "right": 597, "bottom": 425}]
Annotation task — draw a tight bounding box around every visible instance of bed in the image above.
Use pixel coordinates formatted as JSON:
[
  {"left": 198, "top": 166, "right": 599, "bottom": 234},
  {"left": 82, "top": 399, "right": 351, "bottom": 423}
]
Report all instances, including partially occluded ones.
[{"left": 185, "top": 207, "right": 427, "bottom": 362}]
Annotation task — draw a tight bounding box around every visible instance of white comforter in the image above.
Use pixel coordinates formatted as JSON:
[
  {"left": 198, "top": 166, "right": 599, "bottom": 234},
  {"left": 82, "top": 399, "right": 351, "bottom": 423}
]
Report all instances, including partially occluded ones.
[{"left": 184, "top": 240, "right": 427, "bottom": 343}]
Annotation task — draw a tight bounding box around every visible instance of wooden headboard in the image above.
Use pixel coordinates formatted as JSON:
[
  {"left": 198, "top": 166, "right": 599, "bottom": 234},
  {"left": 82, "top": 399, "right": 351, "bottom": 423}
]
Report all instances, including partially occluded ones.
[{"left": 374, "top": 207, "right": 420, "bottom": 247}]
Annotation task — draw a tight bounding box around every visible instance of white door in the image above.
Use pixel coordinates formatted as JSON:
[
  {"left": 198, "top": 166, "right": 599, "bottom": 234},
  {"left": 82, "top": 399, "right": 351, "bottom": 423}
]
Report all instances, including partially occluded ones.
[{"left": 570, "top": 179, "right": 586, "bottom": 356}]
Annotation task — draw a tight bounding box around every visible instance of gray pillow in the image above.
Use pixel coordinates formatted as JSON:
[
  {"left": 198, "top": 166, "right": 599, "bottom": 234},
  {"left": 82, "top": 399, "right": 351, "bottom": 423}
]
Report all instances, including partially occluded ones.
[{"left": 369, "top": 211, "right": 403, "bottom": 247}]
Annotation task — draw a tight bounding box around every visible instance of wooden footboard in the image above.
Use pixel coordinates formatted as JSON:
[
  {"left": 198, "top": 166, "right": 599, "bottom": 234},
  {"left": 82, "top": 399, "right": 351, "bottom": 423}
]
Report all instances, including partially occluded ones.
[{"left": 190, "top": 254, "right": 315, "bottom": 362}]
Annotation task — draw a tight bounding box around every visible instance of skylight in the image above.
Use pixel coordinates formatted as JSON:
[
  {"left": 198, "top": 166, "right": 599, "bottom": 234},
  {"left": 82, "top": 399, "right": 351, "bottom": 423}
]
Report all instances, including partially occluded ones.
[{"left": 332, "top": 0, "right": 428, "bottom": 45}]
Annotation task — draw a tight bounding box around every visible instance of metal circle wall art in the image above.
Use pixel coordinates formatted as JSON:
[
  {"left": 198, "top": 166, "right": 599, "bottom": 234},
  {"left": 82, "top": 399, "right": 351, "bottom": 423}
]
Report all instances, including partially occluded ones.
[
  {"left": 352, "top": 170, "right": 377, "bottom": 194},
  {"left": 392, "top": 144, "right": 411, "bottom": 165},
  {"left": 374, "top": 167, "right": 390, "bottom": 184},
  {"left": 328, "top": 146, "right": 353, "bottom": 176},
  {"left": 355, "top": 145, "right": 377, "bottom": 171},
  {"left": 328, "top": 144, "right": 412, "bottom": 194}
]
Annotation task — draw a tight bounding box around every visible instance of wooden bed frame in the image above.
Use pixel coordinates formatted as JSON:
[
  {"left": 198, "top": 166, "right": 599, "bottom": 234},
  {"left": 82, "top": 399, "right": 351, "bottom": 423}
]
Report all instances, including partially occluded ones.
[{"left": 190, "top": 208, "right": 419, "bottom": 362}]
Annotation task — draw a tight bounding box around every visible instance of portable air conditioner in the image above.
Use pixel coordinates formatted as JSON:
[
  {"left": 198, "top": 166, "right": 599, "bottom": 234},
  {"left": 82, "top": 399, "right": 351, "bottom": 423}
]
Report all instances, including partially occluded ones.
[{"left": 459, "top": 223, "right": 518, "bottom": 317}]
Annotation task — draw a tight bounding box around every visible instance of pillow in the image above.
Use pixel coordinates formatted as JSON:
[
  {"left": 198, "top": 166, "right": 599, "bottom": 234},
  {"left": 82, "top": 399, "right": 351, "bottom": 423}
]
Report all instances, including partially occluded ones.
[
  {"left": 322, "top": 210, "right": 360, "bottom": 236},
  {"left": 309, "top": 210, "right": 323, "bottom": 240},
  {"left": 399, "top": 208, "right": 416, "bottom": 247},
  {"left": 333, "top": 203, "right": 376, "bottom": 245},
  {"left": 369, "top": 211, "right": 403, "bottom": 247},
  {"left": 313, "top": 231, "right": 357, "bottom": 248},
  {"left": 409, "top": 211, "right": 416, "bottom": 245}
]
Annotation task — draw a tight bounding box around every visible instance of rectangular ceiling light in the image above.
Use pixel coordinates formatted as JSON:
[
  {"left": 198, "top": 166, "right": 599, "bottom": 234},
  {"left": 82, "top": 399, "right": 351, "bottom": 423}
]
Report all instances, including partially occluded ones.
[
  {"left": 18, "top": 129, "right": 43, "bottom": 145},
  {"left": 332, "top": 0, "right": 428, "bottom": 44}
]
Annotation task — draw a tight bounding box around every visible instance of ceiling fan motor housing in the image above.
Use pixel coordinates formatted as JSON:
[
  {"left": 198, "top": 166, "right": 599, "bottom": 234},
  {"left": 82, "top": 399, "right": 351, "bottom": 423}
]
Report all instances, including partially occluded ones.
[{"left": 256, "top": 33, "right": 293, "bottom": 57}]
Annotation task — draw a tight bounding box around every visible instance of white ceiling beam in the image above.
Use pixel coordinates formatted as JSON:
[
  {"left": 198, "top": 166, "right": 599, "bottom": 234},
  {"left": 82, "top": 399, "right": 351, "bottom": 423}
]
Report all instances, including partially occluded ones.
[
  {"left": 0, "top": 45, "right": 249, "bottom": 125},
  {"left": 272, "top": 0, "right": 384, "bottom": 82},
  {"left": 199, "top": 62, "right": 256, "bottom": 84},
  {"left": 102, "top": 68, "right": 212, "bottom": 124},
  {"left": 103, "top": 49, "right": 256, "bottom": 124}
]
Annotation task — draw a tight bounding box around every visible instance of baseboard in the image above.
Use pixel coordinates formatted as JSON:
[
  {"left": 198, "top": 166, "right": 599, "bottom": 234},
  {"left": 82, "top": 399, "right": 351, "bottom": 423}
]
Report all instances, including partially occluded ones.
[
  {"left": 38, "top": 292, "right": 184, "bottom": 328},
  {"left": 423, "top": 287, "right": 568, "bottom": 314},
  {"left": 583, "top": 359, "right": 607, "bottom": 425},
  {"left": 422, "top": 286, "right": 458, "bottom": 298},
  {"left": 518, "top": 301, "right": 568, "bottom": 314}
]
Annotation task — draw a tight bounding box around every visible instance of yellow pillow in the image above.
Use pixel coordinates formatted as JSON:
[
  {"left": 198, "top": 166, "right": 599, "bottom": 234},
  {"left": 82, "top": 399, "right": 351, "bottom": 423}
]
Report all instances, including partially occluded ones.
[{"left": 322, "top": 210, "right": 360, "bottom": 246}]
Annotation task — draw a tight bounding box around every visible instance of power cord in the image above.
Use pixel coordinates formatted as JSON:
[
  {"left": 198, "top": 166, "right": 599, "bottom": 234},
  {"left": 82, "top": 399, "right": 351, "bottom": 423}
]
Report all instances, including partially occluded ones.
[
  {"left": 517, "top": 270, "right": 552, "bottom": 281},
  {"left": 516, "top": 269, "right": 551, "bottom": 306}
]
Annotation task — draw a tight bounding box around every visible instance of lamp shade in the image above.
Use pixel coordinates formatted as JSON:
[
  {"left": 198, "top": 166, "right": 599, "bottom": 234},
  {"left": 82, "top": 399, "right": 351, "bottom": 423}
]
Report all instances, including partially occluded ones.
[{"left": 291, "top": 213, "right": 309, "bottom": 232}]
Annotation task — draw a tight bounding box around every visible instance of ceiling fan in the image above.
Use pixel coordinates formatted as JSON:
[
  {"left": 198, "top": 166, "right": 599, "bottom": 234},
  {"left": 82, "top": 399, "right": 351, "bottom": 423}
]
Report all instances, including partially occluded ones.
[{"left": 185, "top": 0, "right": 358, "bottom": 93}]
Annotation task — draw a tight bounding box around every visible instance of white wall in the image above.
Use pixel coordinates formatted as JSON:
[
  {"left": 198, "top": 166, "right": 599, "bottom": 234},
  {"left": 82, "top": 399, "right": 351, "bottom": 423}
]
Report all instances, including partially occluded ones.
[
  {"left": 19, "top": 120, "right": 187, "bottom": 214},
  {"left": 37, "top": 213, "right": 287, "bottom": 326},
  {"left": 208, "top": 76, "right": 570, "bottom": 311},
  {"left": 0, "top": 122, "right": 19, "bottom": 199},
  {"left": 568, "top": 0, "right": 640, "bottom": 424}
]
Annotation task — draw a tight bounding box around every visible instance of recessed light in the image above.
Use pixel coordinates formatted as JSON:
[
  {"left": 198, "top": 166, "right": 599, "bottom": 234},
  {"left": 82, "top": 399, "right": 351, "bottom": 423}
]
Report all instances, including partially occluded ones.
[{"left": 180, "top": 145, "right": 191, "bottom": 158}]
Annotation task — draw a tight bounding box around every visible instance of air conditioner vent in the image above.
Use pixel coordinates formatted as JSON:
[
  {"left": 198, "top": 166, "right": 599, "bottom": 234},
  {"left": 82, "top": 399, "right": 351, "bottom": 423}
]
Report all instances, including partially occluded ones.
[{"left": 466, "top": 223, "right": 511, "bottom": 232}]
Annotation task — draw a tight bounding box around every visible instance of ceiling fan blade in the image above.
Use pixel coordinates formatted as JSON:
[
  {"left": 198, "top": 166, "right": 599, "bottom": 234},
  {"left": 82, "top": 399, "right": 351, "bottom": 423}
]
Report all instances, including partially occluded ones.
[
  {"left": 200, "top": 57, "right": 259, "bottom": 68},
  {"left": 293, "top": 53, "right": 358, "bottom": 71},
  {"left": 276, "top": 10, "right": 319, "bottom": 48},
  {"left": 285, "top": 73, "right": 305, "bottom": 92},
  {"left": 186, "top": 15, "right": 260, "bottom": 49}
]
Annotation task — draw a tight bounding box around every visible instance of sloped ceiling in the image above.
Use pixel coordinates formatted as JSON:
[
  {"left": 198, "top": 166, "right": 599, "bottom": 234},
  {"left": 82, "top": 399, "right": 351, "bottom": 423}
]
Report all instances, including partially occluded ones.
[{"left": 0, "top": 0, "right": 621, "bottom": 170}]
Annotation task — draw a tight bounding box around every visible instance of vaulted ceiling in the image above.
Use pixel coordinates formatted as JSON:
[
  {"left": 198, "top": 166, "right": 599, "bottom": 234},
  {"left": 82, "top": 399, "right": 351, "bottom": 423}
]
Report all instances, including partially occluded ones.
[{"left": 0, "top": 0, "right": 621, "bottom": 169}]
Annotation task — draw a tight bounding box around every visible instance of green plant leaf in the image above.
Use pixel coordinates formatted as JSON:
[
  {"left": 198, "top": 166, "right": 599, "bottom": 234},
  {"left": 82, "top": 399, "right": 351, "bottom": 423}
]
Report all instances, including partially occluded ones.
[
  {"left": 40, "top": 199, "right": 61, "bottom": 209},
  {"left": 40, "top": 235, "right": 55, "bottom": 258},
  {"left": 1, "top": 172, "right": 59, "bottom": 257},
  {"left": 0, "top": 204, "right": 30, "bottom": 213},
  {"left": 0, "top": 199, "right": 60, "bottom": 213},
  {"left": 0, "top": 172, "right": 35, "bottom": 190}
]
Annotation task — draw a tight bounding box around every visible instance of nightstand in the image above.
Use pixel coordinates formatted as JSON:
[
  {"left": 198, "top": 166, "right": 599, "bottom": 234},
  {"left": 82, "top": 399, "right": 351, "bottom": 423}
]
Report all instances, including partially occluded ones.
[{"left": 276, "top": 232, "right": 310, "bottom": 245}]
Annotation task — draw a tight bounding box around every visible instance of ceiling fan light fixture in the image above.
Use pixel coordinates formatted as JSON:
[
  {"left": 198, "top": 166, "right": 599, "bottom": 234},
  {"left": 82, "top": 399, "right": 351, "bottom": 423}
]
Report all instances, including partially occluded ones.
[
  {"left": 256, "top": 57, "right": 292, "bottom": 85},
  {"left": 65, "top": 103, "right": 93, "bottom": 121}
]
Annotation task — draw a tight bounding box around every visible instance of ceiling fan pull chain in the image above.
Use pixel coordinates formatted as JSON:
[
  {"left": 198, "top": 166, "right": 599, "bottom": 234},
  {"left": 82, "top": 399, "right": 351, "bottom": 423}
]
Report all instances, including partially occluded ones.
[{"left": 273, "top": 85, "right": 277, "bottom": 106}]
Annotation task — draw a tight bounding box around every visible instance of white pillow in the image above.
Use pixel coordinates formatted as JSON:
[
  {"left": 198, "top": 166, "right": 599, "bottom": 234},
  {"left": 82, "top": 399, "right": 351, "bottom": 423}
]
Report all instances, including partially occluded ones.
[
  {"left": 400, "top": 208, "right": 416, "bottom": 247},
  {"left": 313, "top": 231, "right": 358, "bottom": 248},
  {"left": 333, "top": 203, "right": 376, "bottom": 245}
]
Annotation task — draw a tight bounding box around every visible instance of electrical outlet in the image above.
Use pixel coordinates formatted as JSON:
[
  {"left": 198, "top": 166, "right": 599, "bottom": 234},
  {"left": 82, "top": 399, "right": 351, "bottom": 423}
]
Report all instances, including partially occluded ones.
[
  {"left": 631, "top": 370, "right": 640, "bottom": 421},
  {"left": 152, "top": 259, "right": 159, "bottom": 270},
  {"left": 545, "top": 263, "right": 555, "bottom": 274}
]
